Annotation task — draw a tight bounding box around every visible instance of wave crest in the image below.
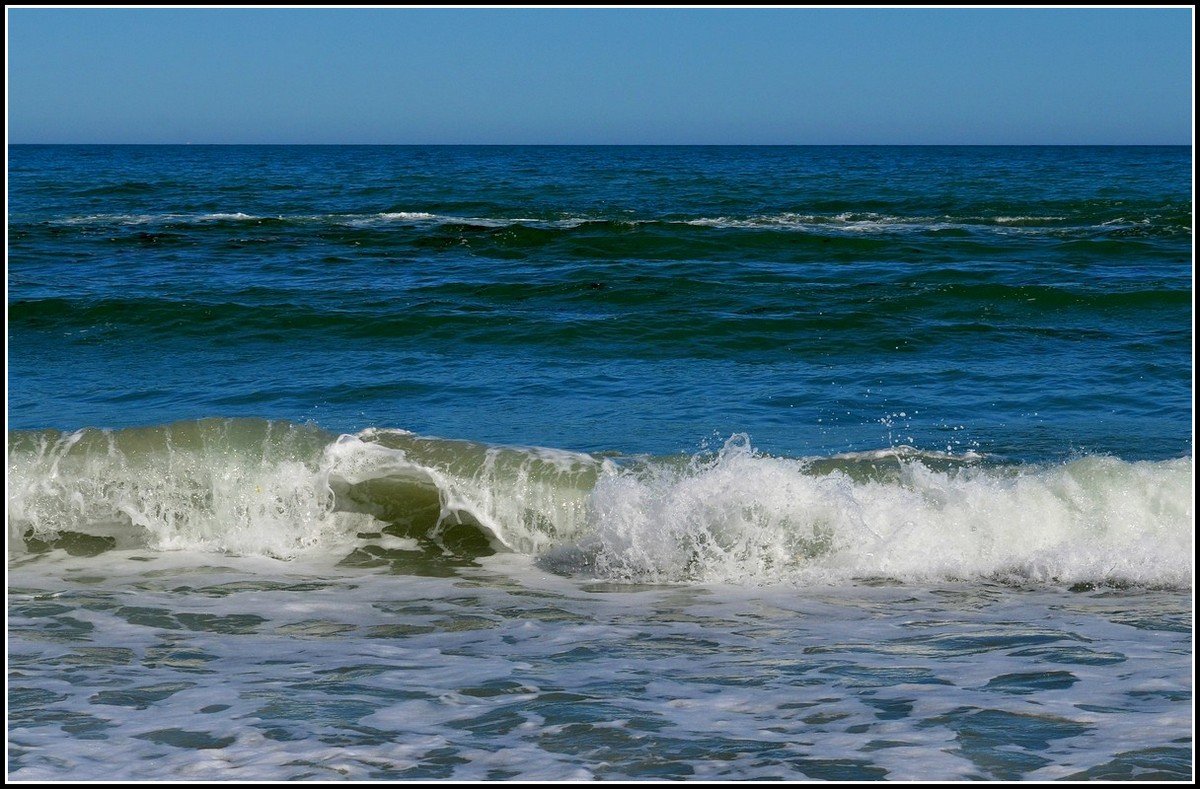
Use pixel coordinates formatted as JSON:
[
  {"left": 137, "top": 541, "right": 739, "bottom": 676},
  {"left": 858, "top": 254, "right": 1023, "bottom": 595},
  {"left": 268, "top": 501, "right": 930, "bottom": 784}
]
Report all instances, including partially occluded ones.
[
  {"left": 552, "top": 436, "right": 1192, "bottom": 587},
  {"left": 7, "top": 420, "right": 1192, "bottom": 587}
]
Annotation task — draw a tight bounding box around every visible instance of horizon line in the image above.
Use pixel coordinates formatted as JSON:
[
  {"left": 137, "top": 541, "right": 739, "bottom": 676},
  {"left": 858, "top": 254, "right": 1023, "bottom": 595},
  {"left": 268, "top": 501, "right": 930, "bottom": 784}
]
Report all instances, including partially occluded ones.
[{"left": 8, "top": 142, "right": 1192, "bottom": 147}]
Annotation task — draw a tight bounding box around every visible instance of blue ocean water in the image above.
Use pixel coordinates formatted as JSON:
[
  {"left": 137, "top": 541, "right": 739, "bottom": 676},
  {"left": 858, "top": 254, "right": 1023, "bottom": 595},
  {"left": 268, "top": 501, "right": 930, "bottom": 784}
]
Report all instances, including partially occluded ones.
[
  {"left": 7, "top": 145, "right": 1194, "bottom": 779},
  {"left": 8, "top": 145, "right": 1192, "bottom": 460}
]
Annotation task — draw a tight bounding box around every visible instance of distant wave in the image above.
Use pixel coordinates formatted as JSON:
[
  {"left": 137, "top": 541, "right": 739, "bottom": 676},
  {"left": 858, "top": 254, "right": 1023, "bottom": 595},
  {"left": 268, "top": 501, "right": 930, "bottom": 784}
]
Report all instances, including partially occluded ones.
[
  {"left": 54, "top": 212, "right": 261, "bottom": 225},
  {"left": 32, "top": 209, "right": 1190, "bottom": 238},
  {"left": 9, "top": 281, "right": 1188, "bottom": 339},
  {"left": 9, "top": 420, "right": 1192, "bottom": 588}
]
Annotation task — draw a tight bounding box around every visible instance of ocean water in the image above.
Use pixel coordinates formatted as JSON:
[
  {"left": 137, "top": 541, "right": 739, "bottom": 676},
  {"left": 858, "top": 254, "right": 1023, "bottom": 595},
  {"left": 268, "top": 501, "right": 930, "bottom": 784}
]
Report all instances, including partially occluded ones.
[{"left": 6, "top": 145, "right": 1193, "bottom": 780}]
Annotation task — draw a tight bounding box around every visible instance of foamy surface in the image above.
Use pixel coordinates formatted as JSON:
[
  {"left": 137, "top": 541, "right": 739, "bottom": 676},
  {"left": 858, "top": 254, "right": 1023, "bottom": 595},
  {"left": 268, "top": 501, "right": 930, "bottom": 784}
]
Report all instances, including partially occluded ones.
[{"left": 8, "top": 548, "right": 1191, "bottom": 780}]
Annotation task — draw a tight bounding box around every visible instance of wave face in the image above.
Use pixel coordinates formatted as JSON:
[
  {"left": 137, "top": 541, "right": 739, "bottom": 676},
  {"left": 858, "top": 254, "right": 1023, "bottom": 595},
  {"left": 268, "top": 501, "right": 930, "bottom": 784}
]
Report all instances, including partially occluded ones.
[{"left": 9, "top": 420, "right": 1192, "bottom": 588}]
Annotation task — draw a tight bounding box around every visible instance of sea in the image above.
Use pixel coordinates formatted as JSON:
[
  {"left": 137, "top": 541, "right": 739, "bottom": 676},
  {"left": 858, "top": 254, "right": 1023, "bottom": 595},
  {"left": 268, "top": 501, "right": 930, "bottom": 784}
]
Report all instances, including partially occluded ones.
[{"left": 6, "top": 145, "right": 1193, "bottom": 780}]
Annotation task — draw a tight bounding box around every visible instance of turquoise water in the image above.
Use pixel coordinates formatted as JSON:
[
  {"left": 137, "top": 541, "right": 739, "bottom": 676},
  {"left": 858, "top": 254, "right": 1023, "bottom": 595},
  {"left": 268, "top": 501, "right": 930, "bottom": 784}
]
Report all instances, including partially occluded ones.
[{"left": 7, "top": 145, "right": 1193, "bottom": 779}]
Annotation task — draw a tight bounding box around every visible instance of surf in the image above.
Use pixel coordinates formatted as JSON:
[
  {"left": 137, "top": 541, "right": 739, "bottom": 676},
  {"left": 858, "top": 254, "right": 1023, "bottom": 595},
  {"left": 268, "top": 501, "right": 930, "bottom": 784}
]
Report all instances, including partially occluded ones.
[{"left": 8, "top": 419, "right": 1192, "bottom": 588}]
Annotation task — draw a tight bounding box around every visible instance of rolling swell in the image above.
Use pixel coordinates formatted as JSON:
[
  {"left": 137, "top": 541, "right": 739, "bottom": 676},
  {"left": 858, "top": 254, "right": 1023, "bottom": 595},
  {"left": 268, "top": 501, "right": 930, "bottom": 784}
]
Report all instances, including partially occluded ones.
[
  {"left": 10, "top": 204, "right": 1191, "bottom": 260},
  {"left": 8, "top": 419, "right": 1192, "bottom": 588},
  {"left": 10, "top": 279, "right": 1188, "bottom": 330}
]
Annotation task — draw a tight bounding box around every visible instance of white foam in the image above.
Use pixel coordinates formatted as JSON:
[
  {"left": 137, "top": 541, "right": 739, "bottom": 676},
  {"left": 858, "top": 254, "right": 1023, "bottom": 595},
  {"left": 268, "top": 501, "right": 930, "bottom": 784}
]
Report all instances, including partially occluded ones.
[
  {"left": 366, "top": 212, "right": 594, "bottom": 229},
  {"left": 7, "top": 552, "right": 1192, "bottom": 780},
  {"left": 52, "top": 212, "right": 263, "bottom": 226},
  {"left": 41, "top": 211, "right": 1162, "bottom": 239},
  {"left": 679, "top": 212, "right": 1111, "bottom": 236},
  {"left": 993, "top": 215, "right": 1066, "bottom": 224},
  {"left": 7, "top": 426, "right": 356, "bottom": 558},
  {"left": 374, "top": 211, "right": 439, "bottom": 221},
  {"left": 683, "top": 212, "right": 957, "bottom": 233},
  {"left": 8, "top": 427, "right": 1192, "bottom": 587},
  {"left": 195, "top": 212, "right": 258, "bottom": 221},
  {"left": 573, "top": 437, "right": 1193, "bottom": 587},
  {"left": 56, "top": 213, "right": 160, "bottom": 225}
]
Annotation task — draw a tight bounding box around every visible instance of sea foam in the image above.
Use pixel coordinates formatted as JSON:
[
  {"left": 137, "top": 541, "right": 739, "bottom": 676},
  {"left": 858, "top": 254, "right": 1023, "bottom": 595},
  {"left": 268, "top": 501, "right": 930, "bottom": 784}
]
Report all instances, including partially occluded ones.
[{"left": 8, "top": 421, "right": 1192, "bottom": 587}]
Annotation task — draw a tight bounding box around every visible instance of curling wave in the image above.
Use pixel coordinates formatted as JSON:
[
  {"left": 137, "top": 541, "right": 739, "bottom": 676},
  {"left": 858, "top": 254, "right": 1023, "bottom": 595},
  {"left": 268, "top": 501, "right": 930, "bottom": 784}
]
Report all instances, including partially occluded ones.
[{"left": 7, "top": 419, "right": 1193, "bottom": 587}]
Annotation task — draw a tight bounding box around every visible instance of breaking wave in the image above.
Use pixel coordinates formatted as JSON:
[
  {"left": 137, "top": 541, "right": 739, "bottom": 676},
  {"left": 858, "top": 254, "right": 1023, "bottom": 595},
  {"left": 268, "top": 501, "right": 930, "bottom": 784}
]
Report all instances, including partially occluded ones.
[{"left": 8, "top": 419, "right": 1192, "bottom": 587}]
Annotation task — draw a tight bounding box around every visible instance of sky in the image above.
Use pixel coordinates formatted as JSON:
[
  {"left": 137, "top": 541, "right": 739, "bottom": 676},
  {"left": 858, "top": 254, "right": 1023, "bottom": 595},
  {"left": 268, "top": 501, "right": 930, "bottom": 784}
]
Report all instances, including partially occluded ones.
[{"left": 5, "top": 7, "right": 1193, "bottom": 145}]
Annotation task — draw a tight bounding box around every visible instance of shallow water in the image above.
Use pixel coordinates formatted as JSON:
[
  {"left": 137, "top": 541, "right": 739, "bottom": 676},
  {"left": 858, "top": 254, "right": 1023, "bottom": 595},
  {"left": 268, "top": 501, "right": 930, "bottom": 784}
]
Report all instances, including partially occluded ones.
[{"left": 8, "top": 551, "right": 1192, "bottom": 780}]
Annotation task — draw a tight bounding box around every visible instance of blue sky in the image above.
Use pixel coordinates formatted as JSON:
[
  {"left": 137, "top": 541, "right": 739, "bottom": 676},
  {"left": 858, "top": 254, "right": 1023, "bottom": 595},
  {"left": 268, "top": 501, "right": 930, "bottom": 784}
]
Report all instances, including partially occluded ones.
[{"left": 6, "top": 7, "right": 1192, "bottom": 144}]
